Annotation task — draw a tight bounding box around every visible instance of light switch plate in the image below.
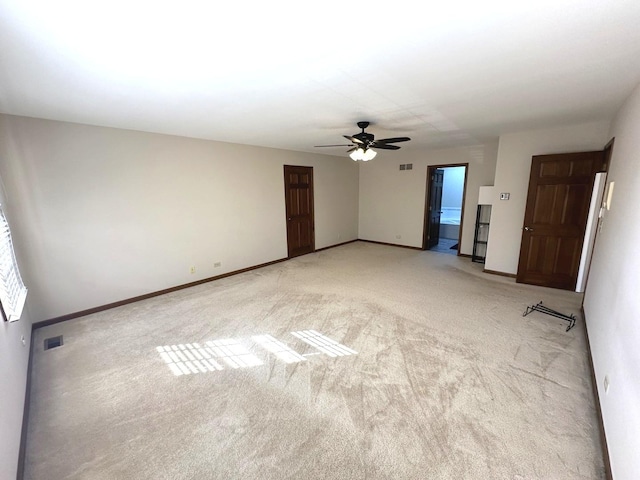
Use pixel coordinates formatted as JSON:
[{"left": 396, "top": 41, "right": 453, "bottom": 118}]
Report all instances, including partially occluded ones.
[{"left": 500, "top": 193, "right": 510, "bottom": 200}]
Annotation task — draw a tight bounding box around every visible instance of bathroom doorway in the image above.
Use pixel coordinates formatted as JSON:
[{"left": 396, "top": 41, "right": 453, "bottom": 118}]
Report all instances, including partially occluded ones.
[{"left": 422, "top": 164, "right": 468, "bottom": 255}]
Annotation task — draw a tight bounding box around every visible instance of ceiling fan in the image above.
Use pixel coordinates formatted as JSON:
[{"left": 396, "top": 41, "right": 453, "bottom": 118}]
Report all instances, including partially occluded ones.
[{"left": 314, "top": 121, "right": 411, "bottom": 161}]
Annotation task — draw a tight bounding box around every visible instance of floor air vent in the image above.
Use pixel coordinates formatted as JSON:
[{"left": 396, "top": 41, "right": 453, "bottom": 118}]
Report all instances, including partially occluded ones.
[{"left": 44, "top": 335, "right": 63, "bottom": 350}]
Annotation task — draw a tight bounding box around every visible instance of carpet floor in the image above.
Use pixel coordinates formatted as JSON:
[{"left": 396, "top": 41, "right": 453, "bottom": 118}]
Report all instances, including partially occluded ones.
[{"left": 25, "top": 242, "right": 604, "bottom": 479}]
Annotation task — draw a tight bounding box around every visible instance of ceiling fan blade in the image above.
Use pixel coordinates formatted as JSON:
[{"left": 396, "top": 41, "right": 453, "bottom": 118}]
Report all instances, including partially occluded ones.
[
  {"left": 346, "top": 147, "right": 357, "bottom": 153},
  {"left": 314, "top": 144, "right": 354, "bottom": 147},
  {"left": 344, "top": 135, "right": 365, "bottom": 145},
  {"left": 374, "top": 137, "right": 411, "bottom": 144},
  {"left": 372, "top": 144, "right": 401, "bottom": 150}
]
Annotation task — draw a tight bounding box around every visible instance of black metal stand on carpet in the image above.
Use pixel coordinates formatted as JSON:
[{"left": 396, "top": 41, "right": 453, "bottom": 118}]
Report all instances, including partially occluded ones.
[{"left": 523, "top": 301, "right": 576, "bottom": 332}]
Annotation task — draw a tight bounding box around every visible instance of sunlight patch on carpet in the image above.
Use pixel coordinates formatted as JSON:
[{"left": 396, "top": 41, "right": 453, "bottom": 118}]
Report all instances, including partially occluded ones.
[
  {"left": 205, "top": 339, "right": 264, "bottom": 369},
  {"left": 251, "top": 334, "right": 307, "bottom": 364},
  {"left": 290, "top": 330, "right": 358, "bottom": 357},
  {"left": 156, "top": 332, "right": 357, "bottom": 376},
  {"left": 156, "top": 343, "right": 224, "bottom": 376}
]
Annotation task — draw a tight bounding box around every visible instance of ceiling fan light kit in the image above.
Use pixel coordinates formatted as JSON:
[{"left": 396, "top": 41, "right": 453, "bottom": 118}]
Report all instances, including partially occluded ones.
[
  {"left": 350, "top": 147, "right": 377, "bottom": 161},
  {"left": 315, "top": 121, "right": 410, "bottom": 161}
]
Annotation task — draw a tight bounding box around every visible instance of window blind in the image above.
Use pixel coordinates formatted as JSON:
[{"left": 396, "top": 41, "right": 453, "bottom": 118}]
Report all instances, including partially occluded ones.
[{"left": 0, "top": 206, "right": 27, "bottom": 322}]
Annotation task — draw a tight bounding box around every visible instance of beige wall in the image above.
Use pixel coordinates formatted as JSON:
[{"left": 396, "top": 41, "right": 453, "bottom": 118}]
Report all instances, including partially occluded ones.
[
  {"left": 0, "top": 306, "right": 31, "bottom": 480},
  {"left": 0, "top": 178, "right": 32, "bottom": 480},
  {"left": 358, "top": 143, "right": 498, "bottom": 253},
  {"left": 0, "top": 115, "right": 359, "bottom": 323},
  {"left": 584, "top": 82, "right": 640, "bottom": 480},
  {"left": 484, "top": 120, "right": 610, "bottom": 274}
]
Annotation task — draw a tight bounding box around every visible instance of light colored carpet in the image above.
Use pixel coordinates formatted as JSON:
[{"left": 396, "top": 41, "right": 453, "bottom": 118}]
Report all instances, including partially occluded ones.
[{"left": 25, "top": 242, "right": 604, "bottom": 479}]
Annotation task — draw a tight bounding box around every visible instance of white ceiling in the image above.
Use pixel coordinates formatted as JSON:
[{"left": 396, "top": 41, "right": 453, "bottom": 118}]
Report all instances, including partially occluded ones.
[{"left": 2, "top": 0, "right": 640, "bottom": 156}]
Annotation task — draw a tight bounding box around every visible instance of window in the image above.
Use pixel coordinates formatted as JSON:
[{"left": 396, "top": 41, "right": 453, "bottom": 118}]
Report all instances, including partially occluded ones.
[{"left": 0, "top": 205, "right": 27, "bottom": 322}]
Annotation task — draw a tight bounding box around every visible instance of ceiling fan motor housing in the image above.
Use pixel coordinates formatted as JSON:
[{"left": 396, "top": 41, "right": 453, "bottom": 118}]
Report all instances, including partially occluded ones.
[{"left": 354, "top": 132, "right": 374, "bottom": 144}]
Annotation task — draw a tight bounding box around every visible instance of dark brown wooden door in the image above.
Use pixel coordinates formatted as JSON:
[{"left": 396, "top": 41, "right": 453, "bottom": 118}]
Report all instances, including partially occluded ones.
[
  {"left": 284, "top": 165, "right": 315, "bottom": 258},
  {"left": 516, "top": 151, "right": 604, "bottom": 290},
  {"left": 427, "top": 168, "right": 444, "bottom": 248}
]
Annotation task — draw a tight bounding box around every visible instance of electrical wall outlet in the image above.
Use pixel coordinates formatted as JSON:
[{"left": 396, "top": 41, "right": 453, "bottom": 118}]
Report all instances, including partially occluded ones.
[
  {"left": 214, "top": 262, "right": 221, "bottom": 268},
  {"left": 190, "top": 266, "right": 196, "bottom": 274}
]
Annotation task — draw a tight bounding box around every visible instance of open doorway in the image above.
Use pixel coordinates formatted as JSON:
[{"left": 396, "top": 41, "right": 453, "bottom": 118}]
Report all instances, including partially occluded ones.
[{"left": 422, "top": 164, "right": 468, "bottom": 255}]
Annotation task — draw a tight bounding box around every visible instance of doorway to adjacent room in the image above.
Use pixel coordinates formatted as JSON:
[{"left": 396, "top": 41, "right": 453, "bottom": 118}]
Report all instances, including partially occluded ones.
[{"left": 423, "top": 164, "right": 468, "bottom": 255}]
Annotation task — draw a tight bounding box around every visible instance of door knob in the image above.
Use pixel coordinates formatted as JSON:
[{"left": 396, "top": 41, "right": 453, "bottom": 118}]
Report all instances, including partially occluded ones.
[{"left": 524, "top": 226, "right": 534, "bottom": 231}]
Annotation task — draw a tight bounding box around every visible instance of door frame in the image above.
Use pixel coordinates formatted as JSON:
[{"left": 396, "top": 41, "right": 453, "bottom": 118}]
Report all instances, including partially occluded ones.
[
  {"left": 580, "top": 138, "right": 614, "bottom": 295},
  {"left": 427, "top": 168, "right": 445, "bottom": 249},
  {"left": 422, "top": 163, "right": 469, "bottom": 254}
]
